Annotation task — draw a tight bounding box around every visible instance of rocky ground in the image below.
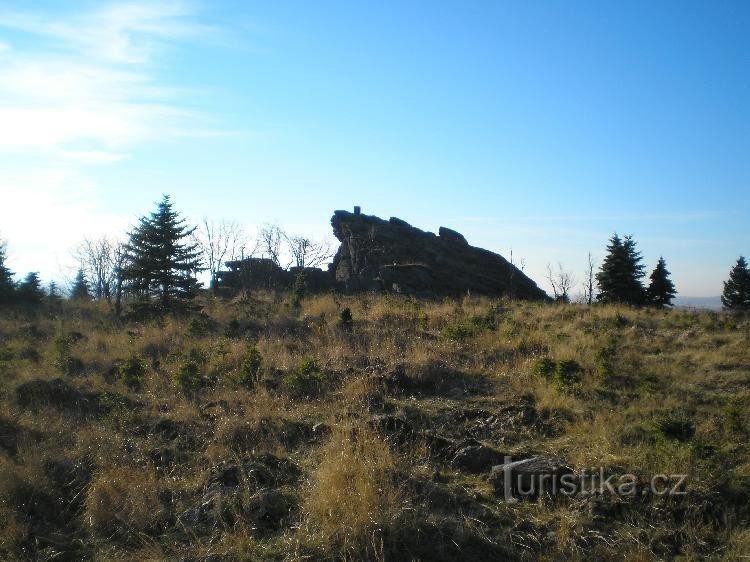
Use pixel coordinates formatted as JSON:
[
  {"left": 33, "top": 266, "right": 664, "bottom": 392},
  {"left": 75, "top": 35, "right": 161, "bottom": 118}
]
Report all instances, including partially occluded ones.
[{"left": 0, "top": 293, "right": 748, "bottom": 560}]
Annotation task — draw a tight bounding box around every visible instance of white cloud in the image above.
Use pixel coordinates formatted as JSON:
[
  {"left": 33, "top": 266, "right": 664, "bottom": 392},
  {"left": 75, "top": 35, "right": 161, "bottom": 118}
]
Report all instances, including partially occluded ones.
[
  {"left": 0, "top": 168, "right": 130, "bottom": 282},
  {"left": 0, "top": 2, "right": 225, "bottom": 283},
  {"left": 0, "top": 1, "right": 218, "bottom": 159}
]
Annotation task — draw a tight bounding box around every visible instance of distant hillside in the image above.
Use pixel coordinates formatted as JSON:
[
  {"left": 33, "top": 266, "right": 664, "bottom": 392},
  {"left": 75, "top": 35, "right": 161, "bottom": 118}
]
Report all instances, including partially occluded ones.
[{"left": 673, "top": 295, "right": 722, "bottom": 310}]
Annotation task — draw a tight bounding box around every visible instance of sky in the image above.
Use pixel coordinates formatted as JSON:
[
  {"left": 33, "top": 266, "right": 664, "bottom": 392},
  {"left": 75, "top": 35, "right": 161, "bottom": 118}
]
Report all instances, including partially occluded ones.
[{"left": 0, "top": 1, "right": 748, "bottom": 297}]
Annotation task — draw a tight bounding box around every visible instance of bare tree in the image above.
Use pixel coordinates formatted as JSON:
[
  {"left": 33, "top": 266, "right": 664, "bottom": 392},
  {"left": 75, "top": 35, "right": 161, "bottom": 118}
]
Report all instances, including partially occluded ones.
[
  {"left": 546, "top": 262, "right": 576, "bottom": 303},
  {"left": 258, "top": 224, "right": 284, "bottom": 267},
  {"left": 112, "top": 242, "right": 126, "bottom": 316},
  {"left": 195, "top": 218, "right": 246, "bottom": 286},
  {"left": 583, "top": 252, "right": 596, "bottom": 305},
  {"left": 284, "top": 233, "right": 334, "bottom": 269},
  {"left": 73, "top": 237, "right": 122, "bottom": 302}
]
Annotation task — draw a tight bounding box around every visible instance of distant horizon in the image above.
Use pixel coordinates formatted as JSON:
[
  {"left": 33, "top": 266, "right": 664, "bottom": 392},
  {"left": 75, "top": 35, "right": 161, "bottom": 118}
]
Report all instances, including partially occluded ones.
[{"left": 1, "top": 1, "right": 748, "bottom": 297}]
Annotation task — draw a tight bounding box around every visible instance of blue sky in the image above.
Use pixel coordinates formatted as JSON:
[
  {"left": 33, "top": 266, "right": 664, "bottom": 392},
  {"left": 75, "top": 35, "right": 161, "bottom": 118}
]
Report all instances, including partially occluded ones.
[{"left": 0, "top": 1, "right": 748, "bottom": 296}]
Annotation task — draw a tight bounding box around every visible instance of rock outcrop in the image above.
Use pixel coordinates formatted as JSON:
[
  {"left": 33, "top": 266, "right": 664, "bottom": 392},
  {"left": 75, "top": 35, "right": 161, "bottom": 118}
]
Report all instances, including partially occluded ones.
[{"left": 330, "top": 209, "right": 547, "bottom": 299}]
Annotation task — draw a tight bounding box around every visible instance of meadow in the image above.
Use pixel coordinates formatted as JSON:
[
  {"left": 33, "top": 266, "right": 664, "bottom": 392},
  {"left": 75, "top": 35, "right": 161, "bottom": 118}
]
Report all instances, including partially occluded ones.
[{"left": 0, "top": 293, "right": 748, "bottom": 561}]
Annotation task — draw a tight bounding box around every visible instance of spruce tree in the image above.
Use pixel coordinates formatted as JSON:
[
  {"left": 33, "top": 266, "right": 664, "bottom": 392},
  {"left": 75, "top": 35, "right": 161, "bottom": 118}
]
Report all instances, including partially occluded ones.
[
  {"left": 721, "top": 256, "right": 750, "bottom": 311},
  {"left": 0, "top": 242, "right": 15, "bottom": 304},
  {"left": 646, "top": 256, "right": 676, "bottom": 308},
  {"left": 121, "top": 195, "right": 203, "bottom": 309},
  {"left": 17, "top": 272, "right": 45, "bottom": 304},
  {"left": 71, "top": 268, "right": 91, "bottom": 301},
  {"left": 595, "top": 234, "right": 646, "bottom": 305}
]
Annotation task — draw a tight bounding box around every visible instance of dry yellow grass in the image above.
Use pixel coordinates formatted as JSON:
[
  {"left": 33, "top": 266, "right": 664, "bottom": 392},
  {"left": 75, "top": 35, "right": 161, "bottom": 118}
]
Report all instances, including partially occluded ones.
[{"left": 0, "top": 294, "right": 747, "bottom": 560}]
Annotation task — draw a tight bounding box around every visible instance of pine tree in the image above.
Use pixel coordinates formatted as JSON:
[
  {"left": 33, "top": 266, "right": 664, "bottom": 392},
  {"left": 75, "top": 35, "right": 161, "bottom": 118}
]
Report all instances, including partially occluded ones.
[
  {"left": 47, "top": 282, "right": 63, "bottom": 303},
  {"left": 721, "top": 256, "right": 750, "bottom": 311},
  {"left": 121, "top": 195, "right": 203, "bottom": 309},
  {"left": 17, "top": 272, "right": 45, "bottom": 304},
  {"left": 646, "top": 256, "right": 676, "bottom": 308},
  {"left": 70, "top": 268, "right": 91, "bottom": 301},
  {"left": 595, "top": 234, "right": 646, "bottom": 305},
  {"left": 0, "top": 242, "right": 15, "bottom": 304}
]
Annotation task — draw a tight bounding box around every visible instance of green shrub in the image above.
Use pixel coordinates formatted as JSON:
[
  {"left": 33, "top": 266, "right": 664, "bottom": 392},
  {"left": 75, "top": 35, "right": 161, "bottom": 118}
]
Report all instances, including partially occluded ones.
[
  {"left": 470, "top": 312, "right": 496, "bottom": 331},
  {"left": 0, "top": 346, "right": 14, "bottom": 362},
  {"left": 289, "top": 270, "right": 306, "bottom": 308},
  {"left": 19, "top": 347, "right": 41, "bottom": 362},
  {"left": 442, "top": 312, "right": 496, "bottom": 341},
  {"left": 239, "top": 346, "right": 263, "bottom": 388},
  {"left": 595, "top": 334, "right": 619, "bottom": 382},
  {"left": 187, "top": 313, "right": 216, "bottom": 337},
  {"left": 533, "top": 357, "right": 555, "bottom": 379},
  {"left": 52, "top": 332, "right": 84, "bottom": 376},
  {"left": 553, "top": 359, "right": 583, "bottom": 392},
  {"left": 283, "top": 357, "right": 328, "bottom": 398},
  {"left": 337, "top": 307, "right": 354, "bottom": 331},
  {"left": 725, "top": 400, "right": 745, "bottom": 434},
  {"left": 172, "top": 347, "right": 210, "bottom": 393},
  {"left": 118, "top": 355, "right": 147, "bottom": 390},
  {"left": 173, "top": 359, "right": 205, "bottom": 394},
  {"left": 655, "top": 412, "right": 695, "bottom": 442},
  {"left": 442, "top": 321, "right": 477, "bottom": 341},
  {"left": 0, "top": 346, "right": 12, "bottom": 378}
]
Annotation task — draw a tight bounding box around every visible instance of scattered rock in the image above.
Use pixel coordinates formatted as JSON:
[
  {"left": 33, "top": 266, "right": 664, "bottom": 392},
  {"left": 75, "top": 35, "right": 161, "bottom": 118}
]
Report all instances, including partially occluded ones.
[
  {"left": 489, "top": 456, "right": 573, "bottom": 499},
  {"left": 451, "top": 443, "right": 508, "bottom": 473},
  {"left": 367, "top": 413, "right": 412, "bottom": 439},
  {"left": 418, "top": 429, "right": 456, "bottom": 459}
]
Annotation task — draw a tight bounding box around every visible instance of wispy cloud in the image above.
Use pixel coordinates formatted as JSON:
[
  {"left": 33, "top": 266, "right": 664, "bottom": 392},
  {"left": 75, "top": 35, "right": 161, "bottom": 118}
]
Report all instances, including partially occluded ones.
[
  {"left": 0, "top": 2, "right": 227, "bottom": 282},
  {"left": 0, "top": 1, "right": 219, "bottom": 161},
  {"left": 450, "top": 211, "right": 724, "bottom": 224}
]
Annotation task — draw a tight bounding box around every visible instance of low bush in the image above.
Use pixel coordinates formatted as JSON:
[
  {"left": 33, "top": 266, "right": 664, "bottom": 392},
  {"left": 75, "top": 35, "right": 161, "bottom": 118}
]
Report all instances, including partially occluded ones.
[
  {"left": 283, "top": 357, "right": 328, "bottom": 398},
  {"left": 52, "top": 332, "right": 83, "bottom": 376},
  {"left": 595, "top": 334, "right": 619, "bottom": 382},
  {"left": 239, "top": 346, "right": 263, "bottom": 388},
  {"left": 533, "top": 357, "right": 555, "bottom": 379},
  {"left": 337, "top": 307, "right": 354, "bottom": 331},
  {"left": 655, "top": 412, "right": 696, "bottom": 442},
  {"left": 118, "top": 355, "right": 147, "bottom": 390},
  {"left": 173, "top": 355, "right": 206, "bottom": 394},
  {"left": 553, "top": 359, "right": 583, "bottom": 392}
]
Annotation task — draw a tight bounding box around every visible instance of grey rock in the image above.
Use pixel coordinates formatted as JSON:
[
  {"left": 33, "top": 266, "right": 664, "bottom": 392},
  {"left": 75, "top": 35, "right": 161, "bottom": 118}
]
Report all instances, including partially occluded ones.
[
  {"left": 451, "top": 444, "right": 507, "bottom": 473},
  {"left": 489, "top": 456, "right": 573, "bottom": 498},
  {"left": 330, "top": 209, "right": 548, "bottom": 299}
]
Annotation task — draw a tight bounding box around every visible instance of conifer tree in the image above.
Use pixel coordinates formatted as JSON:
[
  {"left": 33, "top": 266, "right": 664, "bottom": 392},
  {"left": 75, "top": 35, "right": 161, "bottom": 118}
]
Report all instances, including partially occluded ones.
[
  {"left": 0, "top": 242, "right": 15, "bottom": 304},
  {"left": 70, "top": 268, "right": 91, "bottom": 301},
  {"left": 47, "top": 282, "right": 63, "bottom": 304},
  {"left": 721, "top": 256, "right": 750, "bottom": 311},
  {"left": 646, "top": 257, "right": 676, "bottom": 308},
  {"left": 121, "top": 195, "right": 203, "bottom": 308},
  {"left": 17, "top": 272, "right": 45, "bottom": 304},
  {"left": 595, "top": 234, "right": 646, "bottom": 305}
]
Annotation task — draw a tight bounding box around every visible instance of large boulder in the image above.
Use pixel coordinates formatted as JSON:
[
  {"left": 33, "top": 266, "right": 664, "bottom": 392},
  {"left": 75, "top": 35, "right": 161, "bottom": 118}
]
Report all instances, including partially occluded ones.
[
  {"left": 330, "top": 209, "right": 547, "bottom": 299},
  {"left": 489, "top": 456, "right": 573, "bottom": 499},
  {"left": 450, "top": 443, "right": 507, "bottom": 473}
]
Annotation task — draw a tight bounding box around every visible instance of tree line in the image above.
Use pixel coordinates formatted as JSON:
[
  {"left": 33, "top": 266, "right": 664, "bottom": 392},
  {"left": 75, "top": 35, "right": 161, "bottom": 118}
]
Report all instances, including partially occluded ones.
[
  {"left": 0, "top": 195, "right": 332, "bottom": 313},
  {"left": 1, "top": 195, "right": 748, "bottom": 312}
]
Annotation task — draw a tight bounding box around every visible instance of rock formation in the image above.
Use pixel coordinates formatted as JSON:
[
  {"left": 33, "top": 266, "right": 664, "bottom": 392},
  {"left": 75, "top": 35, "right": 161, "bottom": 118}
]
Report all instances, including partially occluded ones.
[{"left": 330, "top": 208, "right": 547, "bottom": 299}]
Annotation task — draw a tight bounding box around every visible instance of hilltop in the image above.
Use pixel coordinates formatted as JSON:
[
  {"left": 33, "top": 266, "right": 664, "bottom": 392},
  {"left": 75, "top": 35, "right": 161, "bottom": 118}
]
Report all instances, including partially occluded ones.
[{"left": 0, "top": 293, "right": 748, "bottom": 560}]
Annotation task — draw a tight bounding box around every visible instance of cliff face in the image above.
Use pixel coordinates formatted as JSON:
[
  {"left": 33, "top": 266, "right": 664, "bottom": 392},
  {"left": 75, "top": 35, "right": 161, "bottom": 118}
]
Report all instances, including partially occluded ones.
[{"left": 330, "top": 210, "right": 548, "bottom": 299}]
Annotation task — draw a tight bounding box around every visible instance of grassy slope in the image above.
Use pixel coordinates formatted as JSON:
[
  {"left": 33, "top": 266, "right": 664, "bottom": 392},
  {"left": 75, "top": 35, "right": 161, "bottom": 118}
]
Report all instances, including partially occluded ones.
[{"left": 0, "top": 293, "right": 748, "bottom": 561}]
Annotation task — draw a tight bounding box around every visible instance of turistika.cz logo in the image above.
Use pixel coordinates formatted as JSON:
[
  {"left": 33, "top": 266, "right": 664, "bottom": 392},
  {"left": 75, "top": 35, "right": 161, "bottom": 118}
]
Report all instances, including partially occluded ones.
[{"left": 496, "top": 456, "right": 688, "bottom": 502}]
